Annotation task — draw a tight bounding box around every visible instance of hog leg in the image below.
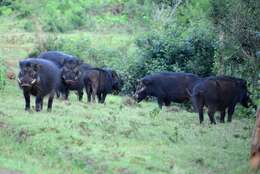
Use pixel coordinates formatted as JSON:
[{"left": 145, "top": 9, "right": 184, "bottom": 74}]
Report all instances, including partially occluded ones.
[
  {"left": 220, "top": 110, "right": 226, "bottom": 123},
  {"left": 101, "top": 93, "right": 107, "bottom": 104},
  {"left": 56, "top": 90, "right": 60, "bottom": 98},
  {"left": 227, "top": 105, "right": 236, "bottom": 122},
  {"left": 192, "top": 94, "right": 204, "bottom": 123},
  {"left": 208, "top": 107, "right": 216, "bottom": 124},
  {"left": 97, "top": 92, "right": 102, "bottom": 103},
  {"left": 87, "top": 88, "right": 92, "bottom": 102},
  {"left": 157, "top": 98, "right": 163, "bottom": 109},
  {"left": 64, "top": 88, "right": 69, "bottom": 100},
  {"left": 198, "top": 105, "right": 204, "bottom": 124},
  {"left": 91, "top": 83, "right": 98, "bottom": 103},
  {"left": 164, "top": 98, "right": 171, "bottom": 106},
  {"left": 78, "top": 89, "right": 83, "bottom": 101},
  {"left": 23, "top": 91, "right": 30, "bottom": 111},
  {"left": 47, "top": 90, "right": 55, "bottom": 112},
  {"left": 35, "top": 95, "right": 43, "bottom": 112},
  {"left": 84, "top": 81, "right": 92, "bottom": 103}
]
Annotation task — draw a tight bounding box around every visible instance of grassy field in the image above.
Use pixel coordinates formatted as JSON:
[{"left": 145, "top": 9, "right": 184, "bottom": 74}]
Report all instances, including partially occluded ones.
[
  {"left": 0, "top": 79, "right": 257, "bottom": 174},
  {"left": 0, "top": 14, "right": 258, "bottom": 174}
]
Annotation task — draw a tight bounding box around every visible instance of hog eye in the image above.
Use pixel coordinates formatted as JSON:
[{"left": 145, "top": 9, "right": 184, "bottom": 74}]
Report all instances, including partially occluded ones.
[
  {"left": 75, "top": 71, "right": 80, "bottom": 75},
  {"left": 30, "top": 71, "right": 36, "bottom": 76}
]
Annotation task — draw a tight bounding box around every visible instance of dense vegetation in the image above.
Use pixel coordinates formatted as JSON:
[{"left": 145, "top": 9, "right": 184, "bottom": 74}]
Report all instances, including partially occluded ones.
[
  {"left": 0, "top": 56, "right": 6, "bottom": 90},
  {"left": 1, "top": 0, "right": 259, "bottom": 93},
  {"left": 0, "top": 0, "right": 259, "bottom": 173}
]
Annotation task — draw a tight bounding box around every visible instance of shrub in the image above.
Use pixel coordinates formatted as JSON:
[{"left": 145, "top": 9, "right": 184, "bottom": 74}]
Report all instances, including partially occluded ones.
[
  {"left": 0, "top": 57, "right": 6, "bottom": 90},
  {"left": 121, "top": 25, "right": 216, "bottom": 94},
  {"left": 0, "top": 0, "right": 155, "bottom": 32}
]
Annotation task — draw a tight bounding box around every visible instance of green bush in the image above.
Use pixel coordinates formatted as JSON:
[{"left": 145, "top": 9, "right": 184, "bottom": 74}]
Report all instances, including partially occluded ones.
[
  {"left": 121, "top": 25, "right": 216, "bottom": 93},
  {"left": 0, "top": 57, "right": 6, "bottom": 90},
  {"left": 0, "top": 0, "right": 154, "bottom": 32},
  {"left": 209, "top": 0, "right": 259, "bottom": 109},
  {"left": 0, "top": 0, "right": 13, "bottom": 16}
]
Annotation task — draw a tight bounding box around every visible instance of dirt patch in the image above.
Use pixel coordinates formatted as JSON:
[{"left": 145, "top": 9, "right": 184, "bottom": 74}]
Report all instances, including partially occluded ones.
[
  {"left": 108, "top": 4, "right": 124, "bottom": 15},
  {"left": 0, "top": 111, "right": 8, "bottom": 117},
  {"left": 0, "top": 121, "right": 8, "bottom": 129},
  {"left": 165, "top": 106, "right": 181, "bottom": 112},
  {"left": 122, "top": 97, "right": 137, "bottom": 107},
  {"left": 7, "top": 71, "right": 16, "bottom": 80},
  {"left": 16, "top": 129, "right": 32, "bottom": 143},
  {"left": 116, "top": 168, "right": 134, "bottom": 174}
]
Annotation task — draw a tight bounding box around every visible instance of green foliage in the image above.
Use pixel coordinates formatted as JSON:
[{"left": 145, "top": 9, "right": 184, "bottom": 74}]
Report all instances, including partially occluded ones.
[
  {"left": 40, "top": 1, "right": 88, "bottom": 32},
  {"left": 209, "top": 0, "right": 260, "bottom": 88},
  {"left": 119, "top": 0, "right": 218, "bottom": 93},
  {"left": 185, "top": 30, "right": 216, "bottom": 76},
  {"left": 0, "top": 0, "right": 13, "bottom": 15},
  {"left": 208, "top": 0, "right": 260, "bottom": 116},
  {"left": 6, "top": 0, "right": 33, "bottom": 18},
  {"left": 122, "top": 25, "right": 216, "bottom": 93},
  {"left": 0, "top": 0, "right": 154, "bottom": 32},
  {"left": 0, "top": 56, "right": 6, "bottom": 90}
]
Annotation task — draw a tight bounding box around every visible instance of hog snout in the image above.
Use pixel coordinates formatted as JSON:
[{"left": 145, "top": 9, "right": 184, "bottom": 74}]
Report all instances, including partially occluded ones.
[
  {"left": 65, "top": 80, "right": 77, "bottom": 85},
  {"left": 21, "top": 83, "right": 31, "bottom": 87},
  {"left": 18, "top": 78, "right": 37, "bottom": 87},
  {"left": 133, "top": 93, "right": 140, "bottom": 102},
  {"left": 133, "top": 94, "right": 138, "bottom": 100}
]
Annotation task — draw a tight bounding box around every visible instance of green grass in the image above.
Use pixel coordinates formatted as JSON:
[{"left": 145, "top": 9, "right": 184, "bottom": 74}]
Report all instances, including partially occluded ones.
[{"left": 0, "top": 79, "right": 257, "bottom": 174}]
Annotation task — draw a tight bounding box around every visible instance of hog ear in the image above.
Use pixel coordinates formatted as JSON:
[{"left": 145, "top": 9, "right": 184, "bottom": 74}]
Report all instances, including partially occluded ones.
[
  {"left": 63, "top": 65, "right": 69, "bottom": 71},
  {"left": 33, "top": 64, "right": 42, "bottom": 72},
  {"left": 19, "top": 61, "right": 23, "bottom": 68},
  {"left": 78, "top": 59, "right": 83, "bottom": 65},
  {"left": 213, "top": 80, "right": 221, "bottom": 89},
  {"left": 60, "top": 58, "right": 65, "bottom": 65},
  {"left": 111, "top": 71, "right": 118, "bottom": 79},
  {"left": 241, "top": 80, "right": 247, "bottom": 87}
]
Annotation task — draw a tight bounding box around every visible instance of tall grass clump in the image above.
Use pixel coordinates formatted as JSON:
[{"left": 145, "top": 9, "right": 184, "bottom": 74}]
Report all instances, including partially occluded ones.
[{"left": 0, "top": 56, "right": 6, "bottom": 90}]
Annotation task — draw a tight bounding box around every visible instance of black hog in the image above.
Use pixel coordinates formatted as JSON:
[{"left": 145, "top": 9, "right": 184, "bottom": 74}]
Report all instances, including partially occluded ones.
[
  {"left": 133, "top": 72, "right": 201, "bottom": 109},
  {"left": 38, "top": 51, "right": 82, "bottom": 68},
  {"left": 18, "top": 58, "right": 61, "bottom": 112},
  {"left": 84, "top": 68, "right": 113, "bottom": 103},
  {"left": 191, "top": 76, "right": 254, "bottom": 124},
  {"left": 61, "top": 62, "right": 92, "bottom": 101},
  {"left": 38, "top": 51, "right": 91, "bottom": 100}
]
